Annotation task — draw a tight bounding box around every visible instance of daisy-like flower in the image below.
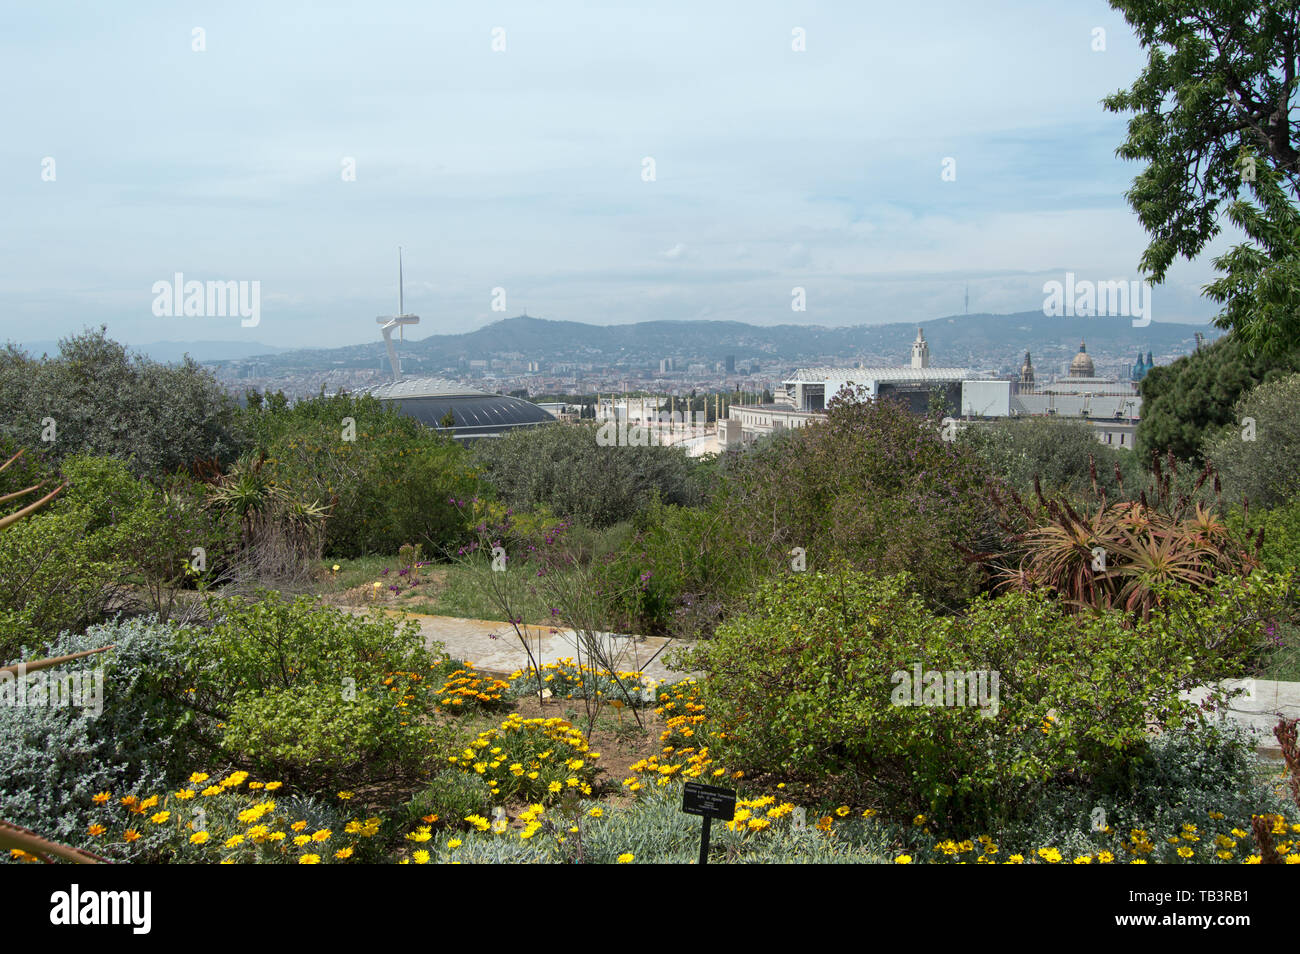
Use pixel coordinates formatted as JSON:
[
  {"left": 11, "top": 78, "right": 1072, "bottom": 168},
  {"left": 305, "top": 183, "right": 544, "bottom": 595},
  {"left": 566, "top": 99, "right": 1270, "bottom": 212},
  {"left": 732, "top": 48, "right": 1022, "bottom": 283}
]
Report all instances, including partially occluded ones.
[
  {"left": 298, "top": 854, "right": 321, "bottom": 864},
  {"left": 150, "top": 811, "right": 170, "bottom": 824},
  {"left": 617, "top": 853, "right": 634, "bottom": 864},
  {"left": 190, "top": 832, "right": 210, "bottom": 845},
  {"left": 88, "top": 824, "right": 106, "bottom": 836},
  {"left": 92, "top": 792, "right": 111, "bottom": 805}
]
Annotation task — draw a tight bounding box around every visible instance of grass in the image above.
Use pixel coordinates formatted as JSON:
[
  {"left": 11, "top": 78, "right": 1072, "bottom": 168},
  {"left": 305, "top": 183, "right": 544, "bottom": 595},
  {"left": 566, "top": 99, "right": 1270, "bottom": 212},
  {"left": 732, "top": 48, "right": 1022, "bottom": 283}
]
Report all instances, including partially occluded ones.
[{"left": 315, "top": 556, "right": 566, "bottom": 625}]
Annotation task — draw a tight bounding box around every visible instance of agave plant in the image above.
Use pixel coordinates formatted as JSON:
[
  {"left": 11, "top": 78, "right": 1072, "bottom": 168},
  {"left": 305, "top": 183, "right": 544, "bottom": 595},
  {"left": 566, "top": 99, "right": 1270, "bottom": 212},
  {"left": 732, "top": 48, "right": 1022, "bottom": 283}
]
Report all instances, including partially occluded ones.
[
  {"left": 0, "top": 448, "right": 112, "bottom": 864},
  {"left": 982, "top": 453, "right": 1259, "bottom": 617}
]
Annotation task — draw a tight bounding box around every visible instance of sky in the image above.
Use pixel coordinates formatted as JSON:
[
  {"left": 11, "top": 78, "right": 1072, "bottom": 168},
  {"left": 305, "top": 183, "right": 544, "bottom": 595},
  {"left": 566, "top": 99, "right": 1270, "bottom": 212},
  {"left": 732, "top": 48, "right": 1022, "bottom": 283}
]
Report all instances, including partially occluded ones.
[{"left": 0, "top": 1, "right": 1241, "bottom": 351}]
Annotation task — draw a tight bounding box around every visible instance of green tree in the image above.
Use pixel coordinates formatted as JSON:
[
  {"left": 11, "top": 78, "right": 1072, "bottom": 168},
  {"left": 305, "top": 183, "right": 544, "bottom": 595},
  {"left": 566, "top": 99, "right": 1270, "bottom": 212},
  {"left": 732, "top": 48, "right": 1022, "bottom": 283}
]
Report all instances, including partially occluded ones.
[
  {"left": 1203, "top": 372, "right": 1300, "bottom": 507},
  {"left": 1104, "top": 1, "right": 1300, "bottom": 353},
  {"left": 0, "top": 328, "right": 242, "bottom": 478},
  {"left": 1136, "top": 332, "right": 1300, "bottom": 463}
]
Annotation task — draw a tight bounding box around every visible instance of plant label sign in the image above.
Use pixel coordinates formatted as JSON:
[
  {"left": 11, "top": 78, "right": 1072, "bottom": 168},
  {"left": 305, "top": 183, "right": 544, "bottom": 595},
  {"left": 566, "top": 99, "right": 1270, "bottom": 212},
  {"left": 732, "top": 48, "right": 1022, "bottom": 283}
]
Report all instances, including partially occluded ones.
[
  {"left": 681, "top": 782, "right": 736, "bottom": 866},
  {"left": 681, "top": 790, "right": 733, "bottom": 826},
  {"left": 682, "top": 782, "right": 735, "bottom": 821}
]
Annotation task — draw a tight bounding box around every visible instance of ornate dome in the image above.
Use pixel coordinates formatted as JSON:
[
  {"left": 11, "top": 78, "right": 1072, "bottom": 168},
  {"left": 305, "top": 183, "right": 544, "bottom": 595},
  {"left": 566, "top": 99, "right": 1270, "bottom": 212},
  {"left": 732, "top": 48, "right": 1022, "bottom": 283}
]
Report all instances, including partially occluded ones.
[{"left": 1068, "top": 340, "right": 1095, "bottom": 378}]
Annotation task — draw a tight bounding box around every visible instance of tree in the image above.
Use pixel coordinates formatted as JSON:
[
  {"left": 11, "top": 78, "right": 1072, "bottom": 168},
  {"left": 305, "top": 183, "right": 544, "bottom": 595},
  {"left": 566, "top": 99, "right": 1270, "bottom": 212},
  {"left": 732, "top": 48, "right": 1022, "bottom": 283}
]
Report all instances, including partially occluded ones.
[
  {"left": 0, "top": 328, "right": 242, "bottom": 479},
  {"left": 1203, "top": 371, "right": 1300, "bottom": 507},
  {"left": 1136, "top": 332, "right": 1300, "bottom": 462},
  {"left": 1104, "top": 1, "right": 1300, "bottom": 353}
]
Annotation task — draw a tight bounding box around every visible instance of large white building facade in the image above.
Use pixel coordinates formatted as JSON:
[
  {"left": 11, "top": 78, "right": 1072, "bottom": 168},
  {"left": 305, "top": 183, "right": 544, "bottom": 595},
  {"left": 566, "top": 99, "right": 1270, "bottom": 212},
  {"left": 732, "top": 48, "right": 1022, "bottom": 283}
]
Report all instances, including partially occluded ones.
[{"left": 720, "top": 332, "right": 1144, "bottom": 450}]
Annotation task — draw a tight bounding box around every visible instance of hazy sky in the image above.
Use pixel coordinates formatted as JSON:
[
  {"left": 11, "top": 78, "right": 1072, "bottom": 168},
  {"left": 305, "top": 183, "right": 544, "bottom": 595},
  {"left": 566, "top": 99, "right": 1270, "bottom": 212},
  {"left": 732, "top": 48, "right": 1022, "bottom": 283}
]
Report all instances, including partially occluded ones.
[{"left": 0, "top": 1, "right": 1237, "bottom": 350}]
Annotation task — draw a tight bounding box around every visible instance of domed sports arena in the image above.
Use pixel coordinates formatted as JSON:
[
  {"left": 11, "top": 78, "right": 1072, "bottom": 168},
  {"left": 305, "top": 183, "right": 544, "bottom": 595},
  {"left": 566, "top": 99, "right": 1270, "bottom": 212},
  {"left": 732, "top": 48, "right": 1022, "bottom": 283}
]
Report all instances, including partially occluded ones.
[{"left": 354, "top": 376, "right": 555, "bottom": 441}]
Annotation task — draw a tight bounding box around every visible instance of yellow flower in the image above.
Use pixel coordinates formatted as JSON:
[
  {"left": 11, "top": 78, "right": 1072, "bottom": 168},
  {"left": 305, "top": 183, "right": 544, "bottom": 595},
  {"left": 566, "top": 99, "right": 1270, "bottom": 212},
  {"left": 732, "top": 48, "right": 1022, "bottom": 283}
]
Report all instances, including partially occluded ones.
[
  {"left": 225, "top": 835, "right": 245, "bottom": 848},
  {"left": 123, "top": 829, "right": 141, "bottom": 843},
  {"left": 201, "top": 786, "right": 222, "bottom": 797},
  {"left": 291, "top": 821, "right": 308, "bottom": 832},
  {"left": 448, "top": 838, "right": 462, "bottom": 849},
  {"left": 190, "top": 832, "right": 210, "bottom": 845},
  {"left": 298, "top": 854, "right": 321, "bottom": 864},
  {"left": 617, "top": 853, "right": 634, "bottom": 864},
  {"left": 92, "top": 792, "right": 111, "bottom": 805},
  {"left": 412, "top": 850, "right": 430, "bottom": 864},
  {"left": 895, "top": 855, "right": 913, "bottom": 864},
  {"left": 334, "top": 847, "right": 354, "bottom": 860},
  {"left": 835, "top": 806, "right": 850, "bottom": 817},
  {"left": 174, "top": 789, "right": 196, "bottom": 800},
  {"left": 337, "top": 791, "right": 354, "bottom": 800},
  {"left": 150, "top": 811, "right": 170, "bottom": 824},
  {"left": 88, "top": 824, "right": 106, "bottom": 836},
  {"left": 311, "top": 829, "right": 331, "bottom": 842},
  {"left": 265, "top": 782, "right": 283, "bottom": 792},
  {"left": 188, "top": 772, "right": 209, "bottom": 784},
  {"left": 588, "top": 807, "right": 603, "bottom": 818}
]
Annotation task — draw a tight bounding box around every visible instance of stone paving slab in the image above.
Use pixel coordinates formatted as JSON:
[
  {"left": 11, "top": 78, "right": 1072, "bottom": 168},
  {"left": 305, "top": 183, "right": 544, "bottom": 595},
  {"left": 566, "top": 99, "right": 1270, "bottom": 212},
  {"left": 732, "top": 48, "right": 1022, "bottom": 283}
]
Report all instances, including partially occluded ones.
[
  {"left": 1182, "top": 679, "right": 1300, "bottom": 756},
  {"left": 344, "top": 607, "right": 694, "bottom": 683}
]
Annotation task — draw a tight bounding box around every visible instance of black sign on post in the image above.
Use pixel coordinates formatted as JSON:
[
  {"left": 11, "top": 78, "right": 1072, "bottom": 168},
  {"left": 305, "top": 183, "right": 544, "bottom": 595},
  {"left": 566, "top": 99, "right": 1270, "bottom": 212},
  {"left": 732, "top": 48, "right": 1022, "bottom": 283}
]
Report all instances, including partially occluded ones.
[{"left": 681, "top": 781, "right": 736, "bottom": 865}]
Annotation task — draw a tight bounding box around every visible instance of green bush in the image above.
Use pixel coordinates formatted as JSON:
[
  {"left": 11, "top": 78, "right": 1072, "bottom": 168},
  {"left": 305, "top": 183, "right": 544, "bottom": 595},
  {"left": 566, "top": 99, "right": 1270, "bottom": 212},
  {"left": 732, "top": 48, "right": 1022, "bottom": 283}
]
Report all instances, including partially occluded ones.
[
  {"left": 958, "top": 416, "right": 1141, "bottom": 502},
  {"left": 240, "top": 391, "right": 477, "bottom": 558},
  {"left": 470, "top": 421, "right": 706, "bottom": 529},
  {"left": 400, "top": 772, "right": 494, "bottom": 832},
  {"left": 713, "top": 391, "right": 999, "bottom": 610},
  {"left": 221, "top": 682, "right": 437, "bottom": 788},
  {"left": 693, "top": 567, "right": 1289, "bottom": 830},
  {"left": 0, "top": 618, "right": 203, "bottom": 855},
  {"left": 0, "top": 329, "right": 242, "bottom": 479},
  {"left": 190, "top": 590, "right": 435, "bottom": 709},
  {"left": 1203, "top": 372, "right": 1300, "bottom": 508}
]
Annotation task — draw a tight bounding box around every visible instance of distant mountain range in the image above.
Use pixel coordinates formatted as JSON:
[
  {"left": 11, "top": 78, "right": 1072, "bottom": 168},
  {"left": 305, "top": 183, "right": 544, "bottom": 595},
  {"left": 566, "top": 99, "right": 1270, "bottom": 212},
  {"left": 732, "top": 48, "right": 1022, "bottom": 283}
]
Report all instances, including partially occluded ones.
[
  {"left": 9, "top": 312, "right": 1220, "bottom": 373},
  {"left": 200, "top": 312, "right": 1220, "bottom": 373}
]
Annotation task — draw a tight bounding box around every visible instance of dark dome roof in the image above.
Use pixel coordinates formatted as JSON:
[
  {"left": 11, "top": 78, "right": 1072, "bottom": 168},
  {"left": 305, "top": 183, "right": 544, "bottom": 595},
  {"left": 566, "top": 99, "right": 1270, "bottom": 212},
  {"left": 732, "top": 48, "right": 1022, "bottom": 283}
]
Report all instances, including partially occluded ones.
[{"left": 353, "top": 377, "right": 554, "bottom": 438}]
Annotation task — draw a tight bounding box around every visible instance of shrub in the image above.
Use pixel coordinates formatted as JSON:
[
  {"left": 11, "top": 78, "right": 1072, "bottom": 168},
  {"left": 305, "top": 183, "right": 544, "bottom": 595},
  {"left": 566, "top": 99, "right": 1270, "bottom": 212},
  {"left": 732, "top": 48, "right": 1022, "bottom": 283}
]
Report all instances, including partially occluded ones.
[
  {"left": 692, "top": 567, "right": 1289, "bottom": 830},
  {"left": 0, "top": 329, "right": 241, "bottom": 479},
  {"left": 1203, "top": 372, "right": 1300, "bottom": 508},
  {"left": 221, "top": 682, "right": 437, "bottom": 788},
  {"left": 470, "top": 421, "right": 706, "bottom": 529},
  {"left": 0, "top": 618, "right": 201, "bottom": 853},
  {"left": 714, "top": 391, "right": 998, "bottom": 610},
  {"left": 958, "top": 416, "right": 1140, "bottom": 502},
  {"left": 190, "top": 591, "right": 435, "bottom": 709},
  {"left": 400, "top": 772, "right": 494, "bottom": 834},
  {"left": 238, "top": 392, "right": 476, "bottom": 558}
]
